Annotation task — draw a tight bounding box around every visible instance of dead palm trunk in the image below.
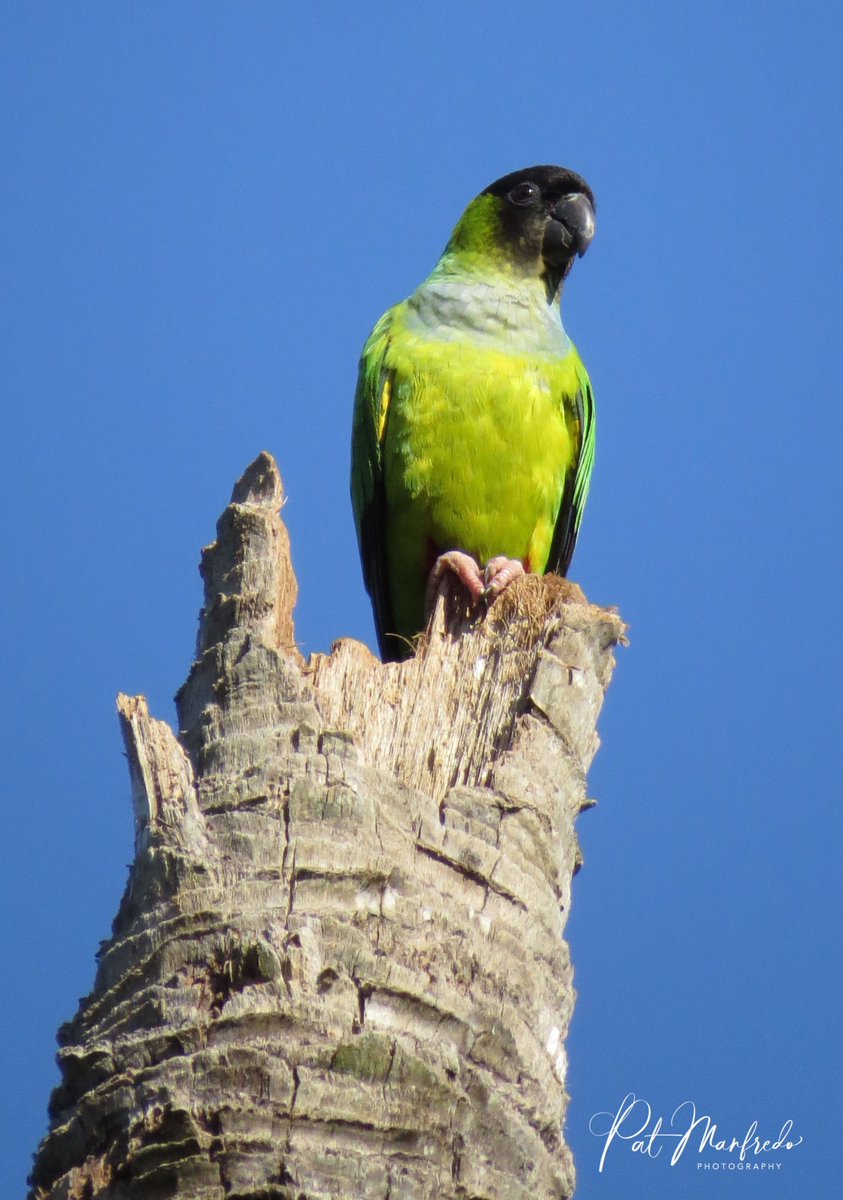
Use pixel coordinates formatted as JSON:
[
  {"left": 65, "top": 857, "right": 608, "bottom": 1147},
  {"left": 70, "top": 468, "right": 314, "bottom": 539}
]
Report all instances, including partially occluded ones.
[{"left": 28, "top": 452, "right": 623, "bottom": 1200}]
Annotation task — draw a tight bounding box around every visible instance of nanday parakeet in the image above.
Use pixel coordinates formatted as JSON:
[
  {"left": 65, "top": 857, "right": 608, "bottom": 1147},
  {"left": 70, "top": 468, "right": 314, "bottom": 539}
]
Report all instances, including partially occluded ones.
[{"left": 351, "top": 165, "right": 596, "bottom": 661}]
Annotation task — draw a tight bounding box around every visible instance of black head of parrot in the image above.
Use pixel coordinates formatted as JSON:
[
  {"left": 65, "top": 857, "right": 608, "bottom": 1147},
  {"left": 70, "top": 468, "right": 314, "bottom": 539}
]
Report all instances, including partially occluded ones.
[{"left": 482, "top": 164, "right": 596, "bottom": 296}]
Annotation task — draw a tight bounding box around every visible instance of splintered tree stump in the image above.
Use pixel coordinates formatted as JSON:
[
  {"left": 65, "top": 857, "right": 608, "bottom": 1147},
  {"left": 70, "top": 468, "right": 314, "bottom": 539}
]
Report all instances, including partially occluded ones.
[{"left": 28, "top": 452, "right": 625, "bottom": 1200}]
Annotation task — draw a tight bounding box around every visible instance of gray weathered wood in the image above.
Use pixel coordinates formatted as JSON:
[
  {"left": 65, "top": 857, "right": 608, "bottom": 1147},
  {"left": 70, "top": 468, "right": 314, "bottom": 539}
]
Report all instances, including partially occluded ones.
[{"left": 28, "top": 452, "right": 624, "bottom": 1200}]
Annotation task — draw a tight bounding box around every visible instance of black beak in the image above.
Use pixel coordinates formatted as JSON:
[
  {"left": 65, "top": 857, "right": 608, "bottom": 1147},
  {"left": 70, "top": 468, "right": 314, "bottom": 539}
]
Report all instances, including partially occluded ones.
[{"left": 542, "top": 192, "right": 596, "bottom": 265}]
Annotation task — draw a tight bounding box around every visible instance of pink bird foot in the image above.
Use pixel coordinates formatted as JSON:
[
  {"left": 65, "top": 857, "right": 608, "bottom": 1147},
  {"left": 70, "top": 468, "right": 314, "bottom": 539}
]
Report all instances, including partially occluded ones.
[
  {"left": 425, "top": 550, "right": 486, "bottom": 618},
  {"left": 425, "top": 551, "right": 528, "bottom": 626},
  {"left": 483, "top": 556, "right": 526, "bottom": 599}
]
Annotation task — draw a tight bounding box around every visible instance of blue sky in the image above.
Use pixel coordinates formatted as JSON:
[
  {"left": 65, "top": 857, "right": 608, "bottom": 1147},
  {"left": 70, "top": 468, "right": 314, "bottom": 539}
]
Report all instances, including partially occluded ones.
[{"left": 2, "top": 4, "right": 841, "bottom": 1196}]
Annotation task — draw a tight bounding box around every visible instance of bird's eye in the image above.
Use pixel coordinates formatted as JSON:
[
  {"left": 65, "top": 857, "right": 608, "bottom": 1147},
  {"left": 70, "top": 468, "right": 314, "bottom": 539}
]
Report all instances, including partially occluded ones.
[{"left": 507, "top": 181, "right": 540, "bottom": 207}]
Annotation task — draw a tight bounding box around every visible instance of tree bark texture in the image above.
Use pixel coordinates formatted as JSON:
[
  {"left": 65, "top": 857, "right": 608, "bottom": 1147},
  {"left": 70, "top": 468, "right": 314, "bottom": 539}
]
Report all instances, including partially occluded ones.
[{"left": 28, "top": 452, "right": 624, "bottom": 1200}]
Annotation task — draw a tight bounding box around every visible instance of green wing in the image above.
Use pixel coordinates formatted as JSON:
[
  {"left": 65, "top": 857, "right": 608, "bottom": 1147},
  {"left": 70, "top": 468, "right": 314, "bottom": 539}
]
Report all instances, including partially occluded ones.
[
  {"left": 350, "top": 309, "right": 396, "bottom": 657},
  {"left": 547, "top": 360, "right": 596, "bottom": 576}
]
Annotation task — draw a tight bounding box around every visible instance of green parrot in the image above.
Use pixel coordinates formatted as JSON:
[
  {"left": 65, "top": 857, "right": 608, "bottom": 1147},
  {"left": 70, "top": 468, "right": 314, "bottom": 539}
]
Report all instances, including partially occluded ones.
[{"left": 351, "top": 165, "right": 596, "bottom": 661}]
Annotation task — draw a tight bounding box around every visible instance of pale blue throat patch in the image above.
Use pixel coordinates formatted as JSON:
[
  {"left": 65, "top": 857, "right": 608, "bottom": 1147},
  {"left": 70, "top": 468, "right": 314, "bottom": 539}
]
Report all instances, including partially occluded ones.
[{"left": 403, "top": 270, "right": 573, "bottom": 358}]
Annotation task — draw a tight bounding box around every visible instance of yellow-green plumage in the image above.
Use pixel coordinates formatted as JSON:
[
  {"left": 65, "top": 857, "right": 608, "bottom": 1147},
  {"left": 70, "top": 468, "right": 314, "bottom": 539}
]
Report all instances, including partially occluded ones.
[{"left": 351, "top": 165, "right": 596, "bottom": 660}]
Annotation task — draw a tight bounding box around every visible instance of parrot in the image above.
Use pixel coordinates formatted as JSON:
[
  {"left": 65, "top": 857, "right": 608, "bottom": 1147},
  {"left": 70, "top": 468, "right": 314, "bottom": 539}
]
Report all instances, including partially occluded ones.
[{"left": 351, "top": 164, "right": 596, "bottom": 662}]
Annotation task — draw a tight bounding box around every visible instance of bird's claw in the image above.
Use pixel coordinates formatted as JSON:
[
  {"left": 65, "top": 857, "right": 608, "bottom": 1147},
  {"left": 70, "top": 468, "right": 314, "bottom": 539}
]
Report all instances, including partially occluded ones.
[
  {"left": 426, "top": 551, "right": 527, "bottom": 622},
  {"left": 482, "top": 556, "right": 526, "bottom": 599},
  {"left": 425, "top": 551, "right": 486, "bottom": 618}
]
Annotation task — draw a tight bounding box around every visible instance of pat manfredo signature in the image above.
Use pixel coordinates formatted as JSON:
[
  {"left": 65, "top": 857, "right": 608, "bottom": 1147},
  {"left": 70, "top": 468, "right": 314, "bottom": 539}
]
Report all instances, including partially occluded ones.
[{"left": 589, "top": 1093, "right": 803, "bottom": 1172}]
